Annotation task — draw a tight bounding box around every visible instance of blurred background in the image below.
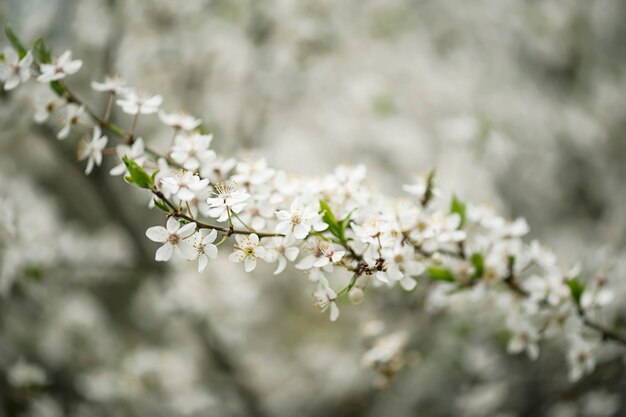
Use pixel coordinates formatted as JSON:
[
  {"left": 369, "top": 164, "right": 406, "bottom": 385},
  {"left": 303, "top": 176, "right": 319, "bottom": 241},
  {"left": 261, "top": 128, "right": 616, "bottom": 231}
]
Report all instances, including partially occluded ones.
[{"left": 1, "top": 0, "right": 626, "bottom": 416}]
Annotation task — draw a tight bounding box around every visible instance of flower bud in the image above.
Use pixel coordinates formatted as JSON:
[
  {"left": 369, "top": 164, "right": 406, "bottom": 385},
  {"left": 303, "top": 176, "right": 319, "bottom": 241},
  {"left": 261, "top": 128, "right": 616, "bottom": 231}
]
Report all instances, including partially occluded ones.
[{"left": 348, "top": 287, "right": 365, "bottom": 304}]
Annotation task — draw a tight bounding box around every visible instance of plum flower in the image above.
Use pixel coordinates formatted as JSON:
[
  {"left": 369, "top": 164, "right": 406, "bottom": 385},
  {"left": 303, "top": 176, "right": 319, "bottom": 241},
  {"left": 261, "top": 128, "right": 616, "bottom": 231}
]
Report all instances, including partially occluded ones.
[
  {"left": 189, "top": 229, "right": 219, "bottom": 272},
  {"left": 146, "top": 217, "right": 196, "bottom": 262},
  {"left": 229, "top": 234, "right": 266, "bottom": 272},
  {"left": 77, "top": 126, "right": 108, "bottom": 175},
  {"left": 313, "top": 275, "right": 339, "bottom": 322},
  {"left": 275, "top": 198, "right": 327, "bottom": 244},
  {"left": 377, "top": 244, "right": 424, "bottom": 290},
  {"left": 296, "top": 241, "right": 345, "bottom": 270},
  {"left": 0, "top": 48, "right": 32, "bottom": 90},
  {"left": 110, "top": 139, "right": 146, "bottom": 176},
  {"left": 206, "top": 182, "right": 249, "bottom": 222},
  {"left": 170, "top": 132, "right": 216, "bottom": 171},
  {"left": 567, "top": 335, "right": 598, "bottom": 382},
  {"left": 581, "top": 275, "right": 614, "bottom": 310},
  {"left": 116, "top": 89, "right": 163, "bottom": 115},
  {"left": 506, "top": 316, "right": 540, "bottom": 361},
  {"left": 265, "top": 237, "right": 299, "bottom": 275},
  {"left": 91, "top": 75, "right": 127, "bottom": 94},
  {"left": 37, "top": 50, "right": 82, "bottom": 82},
  {"left": 57, "top": 104, "right": 85, "bottom": 140},
  {"left": 161, "top": 171, "right": 210, "bottom": 202},
  {"left": 159, "top": 110, "right": 202, "bottom": 131}
]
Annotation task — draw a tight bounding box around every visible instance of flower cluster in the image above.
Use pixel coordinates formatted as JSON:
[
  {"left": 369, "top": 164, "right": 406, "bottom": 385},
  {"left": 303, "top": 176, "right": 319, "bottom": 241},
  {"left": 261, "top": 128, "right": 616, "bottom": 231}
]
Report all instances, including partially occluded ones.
[{"left": 3, "top": 31, "right": 624, "bottom": 385}]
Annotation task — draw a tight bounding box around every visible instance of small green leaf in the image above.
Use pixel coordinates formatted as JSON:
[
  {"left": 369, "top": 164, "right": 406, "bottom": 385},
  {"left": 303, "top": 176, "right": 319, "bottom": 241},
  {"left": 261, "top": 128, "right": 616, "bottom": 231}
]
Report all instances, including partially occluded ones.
[
  {"left": 427, "top": 266, "right": 456, "bottom": 282},
  {"left": 49, "top": 81, "right": 65, "bottom": 96},
  {"left": 470, "top": 253, "right": 484, "bottom": 278},
  {"left": 450, "top": 194, "right": 466, "bottom": 229},
  {"left": 422, "top": 169, "right": 436, "bottom": 205},
  {"left": 338, "top": 208, "right": 355, "bottom": 239},
  {"left": 23, "top": 264, "right": 43, "bottom": 280},
  {"left": 32, "top": 37, "right": 51, "bottom": 63},
  {"left": 320, "top": 199, "right": 340, "bottom": 236},
  {"left": 153, "top": 198, "right": 169, "bottom": 212},
  {"left": 567, "top": 278, "right": 585, "bottom": 306},
  {"left": 5, "top": 26, "right": 28, "bottom": 59},
  {"left": 122, "top": 156, "right": 153, "bottom": 189}
]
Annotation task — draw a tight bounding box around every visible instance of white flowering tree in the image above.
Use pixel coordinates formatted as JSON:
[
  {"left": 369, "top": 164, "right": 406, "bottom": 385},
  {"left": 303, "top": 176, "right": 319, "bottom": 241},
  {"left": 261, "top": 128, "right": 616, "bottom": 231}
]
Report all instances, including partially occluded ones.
[{"left": 1, "top": 4, "right": 626, "bottom": 414}]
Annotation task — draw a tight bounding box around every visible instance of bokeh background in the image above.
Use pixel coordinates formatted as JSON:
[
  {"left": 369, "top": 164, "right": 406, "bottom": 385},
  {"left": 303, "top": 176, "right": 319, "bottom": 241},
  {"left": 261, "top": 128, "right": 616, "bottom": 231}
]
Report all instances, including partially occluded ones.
[{"left": 1, "top": 0, "right": 626, "bottom": 416}]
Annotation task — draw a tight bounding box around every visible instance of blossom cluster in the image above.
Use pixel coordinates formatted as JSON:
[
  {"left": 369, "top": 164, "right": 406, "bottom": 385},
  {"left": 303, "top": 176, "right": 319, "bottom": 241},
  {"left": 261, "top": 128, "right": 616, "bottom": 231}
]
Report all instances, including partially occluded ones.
[{"left": 2, "top": 30, "right": 624, "bottom": 385}]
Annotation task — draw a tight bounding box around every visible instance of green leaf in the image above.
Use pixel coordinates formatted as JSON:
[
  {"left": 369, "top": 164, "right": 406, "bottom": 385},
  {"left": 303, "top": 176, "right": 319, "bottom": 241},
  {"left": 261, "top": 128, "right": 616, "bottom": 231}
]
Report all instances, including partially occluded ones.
[
  {"left": 319, "top": 199, "right": 340, "bottom": 236},
  {"left": 567, "top": 278, "right": 585, "bottom": 306},
  {"left": 338, "top": 208, "right": 355, "bottom": 240},
  {"left": 23, "top": 264, "right": 43, "bottom": 280},
  {"left": 470, "top": 253, "right": 484, "bottom": 278},
  {"left": 49, "top": 81, "right": 65, "bottom": 96},
  {"left": 422, "top": 169, "right": 436, "bottom": 205},
  {"left": 319, "top": 200, "right": 355, "bottom": 247},
  {"left": 153, "top": 198, "right": 169, "bottom": 212},
  {"left": 5, "top": 26, "right": 28, "bottom": 59},
  {"left": 32, "top": 37, "right": 51, "bottom": 63},
  {"left": 427, "top": 266, "right": 456, "bottom": 282},
  {"left": 122, "top": 156, "right": 154, "bottom": 189},
  {"left": 450, "top": 194, "right": 466, "bottom": 229}
]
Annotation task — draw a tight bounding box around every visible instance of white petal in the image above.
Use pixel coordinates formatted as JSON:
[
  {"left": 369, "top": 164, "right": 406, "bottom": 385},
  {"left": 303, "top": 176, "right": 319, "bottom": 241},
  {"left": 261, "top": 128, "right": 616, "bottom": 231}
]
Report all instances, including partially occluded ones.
[
  {"left": 293, "top": 223, "right": 310, "bottom": 239},
  {"left": 204, "top": 244, "right": 218, "bottom": 259},
  {"left": 177, "top": 222, "right": 197, "bottom": 238},
  {"left": 166, "top": 217, "right": 180, "bottom": 232},
  {"left": 146, "top": 226, "right": 168, "bottom": 242},
  {"left": 229, "top": 250, "right": 243, "bottom": 263},
  {"left": 400, "top": 276, "right": 417, "bottom": 291},
  {"left": 274, "top": 257, "right": 287, "bottom": 275},
  {"left": 285, "top": 247, "right": 299, "bottom": 261},
  {"left": 329, "top": 302, "right": 340, "bottom": 322},
  {"left": 155, "top": 243, "right": 174, "bottom": 261},
  {"left": 244, "top": 258, "right": 257, "bottom": 272},
  {"left": 255, "top": 246, "right": 266, "bottom": 258},
  {"left": 177, "top": 240, "right": 197, "bottom": 260},
  {"left": 198, "top": 254, "right": 209, "bottom": 272}
]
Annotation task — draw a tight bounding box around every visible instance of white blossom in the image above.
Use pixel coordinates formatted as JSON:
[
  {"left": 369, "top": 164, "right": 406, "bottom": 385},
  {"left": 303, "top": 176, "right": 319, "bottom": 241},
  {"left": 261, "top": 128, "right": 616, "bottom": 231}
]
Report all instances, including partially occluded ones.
[
  {"left": 265, "top": 237, "right": 299, "bottom": 275},
  {"left": 206, "top": 182, "right": 249, "bottom": 222},
  {"left": 146, "top": 217, "right": 196, "bottom": 262},
  {"left": 275, "top": 198, "right": 327, "bottom": 244},
  {"left": 159, "top": 110, "right": 202, "bottom": 131},
  {"left": 161, "top": 170, "right": 210, "bottom": 202},
  {"left": 170, "top": 132, "right": 216, "bottom": 171},
  {"left": 116, "top": 89, "right": 163, "bottom": 115},
  {"left": 110, "top": 138, "right": 146, "bottom": 176},
  {"left": 229, "top": 233, "right": 266, "bottom": 272},
  {"left": 57, "top": 104, "right": 85, "bottom": 140},
  {"left": 296, "top": 241, "right": 345, "bottom": 270},
  {"left": 312, "top": 275, "right": 339, "bottom": 321},
  {"left": 91, "top": 75, "right": 127, "bottom": 94},
  {"left": 189, "top": 229, "right": 219, "bottom": 272},
  {"left": 567, "top": 335, "right": 598, "bottom": 382},
  {"left": 0, "top": 48, "right": 32, "bottom": 90},
  {"left": 37, "top": 50, "right": 82, "bottom": 82},
  {"left": 77, "top": 126, "right": 108, "bottom": 174}
]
